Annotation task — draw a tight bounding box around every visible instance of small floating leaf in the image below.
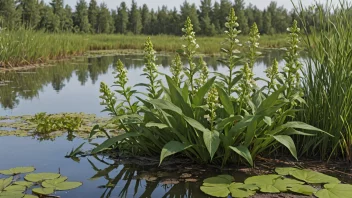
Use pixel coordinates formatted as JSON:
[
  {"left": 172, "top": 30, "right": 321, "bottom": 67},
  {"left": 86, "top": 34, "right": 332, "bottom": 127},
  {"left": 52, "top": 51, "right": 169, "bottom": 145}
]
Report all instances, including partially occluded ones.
[
  {"left": 0, "top": 177, "right": 13, "bottom": 191},
  {"left": 23, "top": 195, "right": 38, "bottom": 198},
  {"left": 244, "top": 174, "right": 280, "bottom": 186},
  {"left": 289, "top": 185, "right": 317, "bottom": 196},
  {"left": 289, "top": 169, "right": 340, "bottom": 184},
  {"left": 229, "top": 183, "right": 258, "bottom": 198},
  {"left": 315, "top": 184, "right": 352, "bottom": 198},
  {"left": 200, "top": 175, "right": 235, "bottom": 197},
  {"left": 4, "top": 185, "right": 26, "bottom": 192},
  {"left": 41, "top": 177, "right": 68, "bottom": 188},
  {"left": 0, "top": 167, "right": 35, "bottom": 176},
  {"left": 200, "top": 185, "right": 229, "bottom": 197},
  {"left": 32, "top": 187, "right": 55, "bottom": 195},
  {"left": 42, "top": 178, "right": 82, "bottom": 191},
  {"left": 13, "top": 181, "right": 34, "bottom": 188},
  {"left": 25, "top": 173, "right": 61, "bottom": 182},
  {"left": 203, "top": 175, "right": 234, "bottom": 186},
  {"left": 53, "top": 182, "right": 82, "bottom": 191},
  {"left": 0, "top": 191, "right": 24, "bottom": 198},
  {"left": 244, "top": 175, "right": 302, "bottom": 193},
  {"left": 275, "top": 167, "right": 299, "bottom": 176},
  {"left": 273, "top": 177, "right": 304, "bottom": 192}
]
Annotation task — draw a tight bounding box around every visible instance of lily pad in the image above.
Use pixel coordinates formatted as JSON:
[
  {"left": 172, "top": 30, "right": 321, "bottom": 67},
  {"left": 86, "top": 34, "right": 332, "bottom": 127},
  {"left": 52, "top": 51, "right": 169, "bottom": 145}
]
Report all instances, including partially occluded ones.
[
  {"left": 23, "top": 195, "right": 38, "bottom": 198},
  {"left": 244, "top": 175, "right": 303, "bottom": 193},
  {"left": 203, "top": 175, "right": 234, "bottom": 187},
  {"left": 13, "top": 181, "right": 33, "bottom": 188},
  {"left": 42, "top": 178, "right": 82, "bottom": 191},
  {"left": 41, "top": 177, "right": 68, "bottom": 188},
  {"left": 0, "top": 177, "right": 13, "bottom": 191},
  {"left": 25, "top": 173, "right": 60, "bottom": 182},
  {"left": 229, "top": 183, "right": 258, "bottom": 198},
  {"left": 3, "top": 185, "right": 26, "bottom": 192},
  {"left": 315, "top": 184, "right": 352, "bottom": 198},
  {"left": 0, "top": 191, "right": 24, "bottom": 198},
  {"left": 32, "top": 187, "right": 55, "bottom": 195},
  {"left": 0, "top": 167, "right": 35, "bottom": 176},
  {"left": 289, "top": 169, "right": 340, "bottom": 184},
  {"left": 275, "top": 167, "right": 299, "bottom": 176},
  {"left": 200, "top": 175, "right": 235, "bottom": 197},
  {"left": 289, "top": 185, "right": 317, "bottom": 196}
]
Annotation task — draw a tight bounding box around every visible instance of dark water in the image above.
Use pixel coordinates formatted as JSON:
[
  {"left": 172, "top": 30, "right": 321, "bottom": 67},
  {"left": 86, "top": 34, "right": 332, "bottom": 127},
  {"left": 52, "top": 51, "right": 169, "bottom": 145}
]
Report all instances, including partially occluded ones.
[{"left": 0, "top": 51, "right": 286, "bottom": 198}]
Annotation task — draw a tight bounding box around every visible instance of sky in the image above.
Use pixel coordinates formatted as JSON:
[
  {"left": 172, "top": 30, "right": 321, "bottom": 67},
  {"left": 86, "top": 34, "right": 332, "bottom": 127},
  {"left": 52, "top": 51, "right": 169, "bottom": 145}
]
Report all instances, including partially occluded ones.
[{"left": 46, "top": 0, "right": 334, "bottom": 11}]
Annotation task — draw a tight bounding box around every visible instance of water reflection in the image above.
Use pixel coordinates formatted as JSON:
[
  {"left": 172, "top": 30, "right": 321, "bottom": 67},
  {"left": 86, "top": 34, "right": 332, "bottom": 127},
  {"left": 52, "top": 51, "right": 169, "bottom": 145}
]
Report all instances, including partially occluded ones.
[{"left": 0, "top": 50, "right": 288, "bottom": 116}]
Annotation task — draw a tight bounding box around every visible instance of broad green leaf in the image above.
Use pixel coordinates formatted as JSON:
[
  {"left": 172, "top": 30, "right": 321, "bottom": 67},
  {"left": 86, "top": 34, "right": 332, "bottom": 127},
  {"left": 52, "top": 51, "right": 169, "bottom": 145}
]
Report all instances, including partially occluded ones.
[
  {"left": 290, "top": 169, "right": 340, "bottom": 184},
  {"left": 0, "top": 177, "right": 13, "bottom": 191},
  {"left": 145, "top": 122, "right": 168, "bottom": 129},
  {"left": 229, "top": 183, "right": 258, "bottom": 198},
  {"left": 216, "top": 85, "right": 234, "bottom": 115},
  {"left": 229, "top": 146, "right": 253, "bottom": 167},
  {"left": 23, "top": 195, "right": 38, "bottom": 198},
  {"left": 215, "top": 115, "right": 242, "bottom": 131},
  {"left": 52, "top": 182, "right": 82, "bottom": 191},
  {"left": 203, "top": 130, "right": 220, "bottom": 160},
  {"left": 257, "top": 86, "right": 285, "bottom": 113},
  {"left": 42, "top": 177, "right": 68, "bottom": 188},
  {"left": 193, "top": 77, "right": 216, "bottom": 106},
  {"left": 149, "top": 99, "right": 182, "bottom": 115},
  {"left": 263, "top": 116, "right": 272, "bottom": 126},
  {"left": 273, "top": 135, "right": 298, "bottom": 160},
  {"left": 91, "top": 132, "right": 139, "bottom": 154},
  {"left": 0, "top": 167, "right": 35, "bottom": 175},
  {"left": 315, "top": 184, "right": 352, "bottom": 198},
  {"left": 244, "top": 119, "right": 258, "bottom": 147},
  {"left": 0, "top": 191, "right": 24, "bottom": 198},
  {"left": 259, "top": 185, "right": 281, "bottom": 193},
  {"left": 273, "top": 177, "right": 304, "bottom": 192},
  {"left": 13, "top": 181, "right": 33, "bottom": 188},
  {"left": 282, "top": 128, "right": 316, "bottom": 136},
  {"left": 281, "top": 122, "right": 327, "bottom": 133},
  {"left": 183, "top": 116, "right": 210, "bottom": 133},
  {"left": 159, "top": 141, "right": 192, "bottom": 165},
  {"left": 25, "top": 173, "right": 60, "bottom": 182},
  {"left": 203, "top": 175, "right": 234, "bottom": 187},
  {"left": 244, "top": 175, "right": 281, "bottom": 186},
  {"left": 200, "top": 185, "right": 229, "bottom": 197},
  {"left": 289, "top": 185, "right": 317, "bottom": 196},
  {"left": 275, "top": 167, "right": 299, "bottom": 176},
  {"left": 245, "top": 175, "right": 295, "bottom": 193},
  {"left": 32, "top": 187, "right": 55, "bottom": 195},
  {"left": 4, "top": 185, "right": 26, "bottom": 192}
]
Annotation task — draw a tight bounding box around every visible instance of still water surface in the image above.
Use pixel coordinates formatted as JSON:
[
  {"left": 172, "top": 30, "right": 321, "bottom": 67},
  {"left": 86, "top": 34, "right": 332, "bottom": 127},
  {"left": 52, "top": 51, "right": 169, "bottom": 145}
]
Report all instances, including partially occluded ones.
[{"left": 0, "top": 51, "right": 285, "bottom": 197}]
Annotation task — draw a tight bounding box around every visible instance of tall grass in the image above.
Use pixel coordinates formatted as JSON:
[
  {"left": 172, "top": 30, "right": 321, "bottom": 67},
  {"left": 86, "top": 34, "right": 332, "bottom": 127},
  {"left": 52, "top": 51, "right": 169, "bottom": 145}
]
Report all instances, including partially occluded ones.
[
  {"left": 0, "top": 28, "right": 288, "bottom": 68},
  {"left": 296, "top": 1, "right": 352, "bottom": 161}
]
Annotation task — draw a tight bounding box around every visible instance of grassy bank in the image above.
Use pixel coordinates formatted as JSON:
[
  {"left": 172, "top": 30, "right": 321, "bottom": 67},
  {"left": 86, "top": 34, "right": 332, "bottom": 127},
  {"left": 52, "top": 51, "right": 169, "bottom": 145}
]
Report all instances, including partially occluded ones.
[{"left": 0, "top": 29, "right": 288, "bottom": 68}]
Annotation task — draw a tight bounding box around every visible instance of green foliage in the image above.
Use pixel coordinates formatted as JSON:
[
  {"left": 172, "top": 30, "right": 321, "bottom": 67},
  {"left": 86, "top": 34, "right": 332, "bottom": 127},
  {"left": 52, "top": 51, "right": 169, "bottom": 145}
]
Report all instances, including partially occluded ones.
[
  {"left": 90, "top": 13, "right": 324, "bottom": 167},
  {"left": 0, "top": 167, "right": 35, "bottom": 176},
  {"left": 28, "top": 113, "right": 82, "bottom": 135},
  {"left": 201, "top": 169, "right": 346, "bottom": 197}
]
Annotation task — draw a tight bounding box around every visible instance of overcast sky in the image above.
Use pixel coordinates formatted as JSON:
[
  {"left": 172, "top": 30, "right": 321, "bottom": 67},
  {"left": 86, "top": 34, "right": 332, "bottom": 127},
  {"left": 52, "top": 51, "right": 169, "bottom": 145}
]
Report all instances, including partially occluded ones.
[{"left": 48, "top": 0, "right": 334, "bottom": 10}]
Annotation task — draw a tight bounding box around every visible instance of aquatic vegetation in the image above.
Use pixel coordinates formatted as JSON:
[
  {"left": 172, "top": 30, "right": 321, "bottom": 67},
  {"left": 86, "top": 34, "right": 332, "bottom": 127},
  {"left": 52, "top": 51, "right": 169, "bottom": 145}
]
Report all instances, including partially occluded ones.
[
  {"left": 200, "top": 167, "right": 351, "bottom": 198},
  {"left": 0, "top": 166, "right": 82, "bottom": 197},
  {"left": 90, "top": 9, "right": 325, "bottom": 167},
  {"left": 29, "top": 113, "right": 82, "bottom": 134}
]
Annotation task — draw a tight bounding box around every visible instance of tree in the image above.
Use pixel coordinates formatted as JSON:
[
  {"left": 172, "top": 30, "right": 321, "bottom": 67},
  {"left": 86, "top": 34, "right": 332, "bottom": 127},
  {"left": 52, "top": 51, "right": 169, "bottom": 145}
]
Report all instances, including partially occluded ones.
[
  {"left": 212, "top": 1, "right": 221, "bottom": 33},
  {"left": 116, "top": 2, "right": 129, "bottom": 34},
  {"left": 63, "top": 5, "right": 73, "bottom": 32},
  {"left": 0, "top": 0, "right": 20, "bottom": 29},
  {"left": 199, "top": 0, "right": 216, "bottom": 35},
  {"left": 128, "top": 0, "right": 142, "bottom": 34},
  {"left": 219, "top": 0, "right": 232, "bottom": 31},
  {"left": 50, "top": 0, "right": 65, "bottom": 30},
  {"left": 74, "top": 0, "right": 90, "bottom": 33},
  {"left": 263, "top": 10, "right": 273, "bottom": 35},
  {"left": 88, "top": 0, "right": 98, "bottom": 33},
  {"left": 96, "top": 3, "right": 112, "bottom": 33},
  {"left": 17, "top": 0, "right": 40, "bottom": 28},
  {"left": 234, "top": 0, "right": 249, "bottom": 34},
  {"left": 157, "top": 6, "right": 169, "bottom": 34},
  {"left": 253, "top": 6, "right": 263, "bottom": 33},
  {"left": 141, "top": 4, "right": 151, "bottom": 34},
  {"left": 37, "top": 1, "right": 59, "bottom": 32},
  {"left": 180, "top": 1, "right": 200, "bottom": 33}
]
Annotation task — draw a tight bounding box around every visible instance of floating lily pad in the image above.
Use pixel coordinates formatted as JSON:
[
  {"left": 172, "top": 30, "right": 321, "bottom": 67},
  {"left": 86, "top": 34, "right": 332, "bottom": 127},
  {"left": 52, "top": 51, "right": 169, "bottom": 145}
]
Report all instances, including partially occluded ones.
[
  {"left": 0, "top": 191, "right": 24, "bottom": 198},
  {"left": 200, "top": 175, "right": 235, "bottom": 197},
  {"left": 0, "top": 177, "right": 13, "bottom": 191},
  {"left": 13, "top": 181, "right": 33, "bottom": 188},
  {"left": 229, "top": 183, "right": 258, "bottom": 198},
  {"left": 203, "top": 175, "right": 234, "bottom": 187},
  {"left": 315, "top": 184, "right": 352, "bottom": 198},
  {"left": 275, "top": 167, "right": 299, "bottom": 176},
  {"left": 289, "top": 169, "right": 340, "bottom": 184},
  {"left": 23, "top": 195, "right": 38, "bottom": 198},
  {"left": 25, "top": 173, "right": 60, "bottom": 182},
  {"left": 32, "top": 187, "right": 55, "bottom": 195},
  {"left": 0, "top": 166, "right": 35, "bottom": 175},
  {"left": 42, "top": 177, "right": 82, "bottom": 191},
  {"left": 3, "top": 185, "right": 26, "bottom": 192},
  {"left": 244, "top": 175, "right": 303, "bottom": 193},
  {"left": 289, "top": 184, "right": 317, "bottom": 196}
]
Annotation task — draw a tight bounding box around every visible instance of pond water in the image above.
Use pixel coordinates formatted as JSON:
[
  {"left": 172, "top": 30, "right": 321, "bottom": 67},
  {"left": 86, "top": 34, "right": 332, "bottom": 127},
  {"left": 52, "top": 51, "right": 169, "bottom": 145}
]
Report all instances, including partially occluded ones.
[{"left": 0, "top": 51, "right": 290, "bottom": 198}]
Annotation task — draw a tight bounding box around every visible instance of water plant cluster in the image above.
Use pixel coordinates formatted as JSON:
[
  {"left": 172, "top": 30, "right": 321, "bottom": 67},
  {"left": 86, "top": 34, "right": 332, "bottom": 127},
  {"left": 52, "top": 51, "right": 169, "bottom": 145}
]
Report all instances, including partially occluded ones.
[
  {"left": 92, "top": 8, "right": 325, "bottom": 166},
  {"left": 201, "top": 167, "right": 352, "bottom": 198},
  {"left": 0, "top": 166, "right": 82, "bottom": 198}
]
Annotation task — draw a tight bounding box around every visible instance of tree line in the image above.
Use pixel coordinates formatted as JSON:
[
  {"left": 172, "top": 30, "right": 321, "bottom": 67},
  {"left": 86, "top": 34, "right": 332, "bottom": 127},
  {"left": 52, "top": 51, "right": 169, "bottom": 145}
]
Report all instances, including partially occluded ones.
[{"left": 0, "top": 0, "right": 307, "bottom": 35}]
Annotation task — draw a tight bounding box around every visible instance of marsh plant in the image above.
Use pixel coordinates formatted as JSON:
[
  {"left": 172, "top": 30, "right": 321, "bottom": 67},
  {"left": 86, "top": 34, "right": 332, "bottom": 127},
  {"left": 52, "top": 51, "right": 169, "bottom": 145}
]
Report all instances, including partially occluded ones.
[{"left": 91, "top": 9, "right": 324, "bottom": 166}]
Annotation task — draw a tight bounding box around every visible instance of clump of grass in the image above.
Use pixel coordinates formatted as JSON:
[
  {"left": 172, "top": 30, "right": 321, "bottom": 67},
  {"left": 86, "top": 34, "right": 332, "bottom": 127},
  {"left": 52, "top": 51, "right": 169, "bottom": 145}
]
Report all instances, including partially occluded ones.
[{"left": 295, "top": 0, "right": 352, "bottom": 161}]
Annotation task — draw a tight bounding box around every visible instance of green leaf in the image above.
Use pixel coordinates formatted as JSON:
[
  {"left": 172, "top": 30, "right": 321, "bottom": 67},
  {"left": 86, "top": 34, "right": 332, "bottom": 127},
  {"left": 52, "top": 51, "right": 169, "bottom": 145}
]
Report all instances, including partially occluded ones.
[
  {"left": 289, "top": 185, "right": 317, "bottom": 196},
  {"left": 216, "top": 85, "right": 234, "bottom": 115},
  {"left": 0, "top": 191, "right": 24, "bottom": 198},
  {"left": 193, "top": 77, "right": 216, "bottom": 106},
  {"left": 229, "top": 183, "right": 258, "bottom": 198},
  {"left": 290, "top": 169, "right": 340, "bottom": 184},
  {"left": 203, "top": 175, "right": 234, "bottom": 186},
  {"left": 0, "top": 177, "right": 13, "bottom": 191},
  {"left": 149, "top": 99, "right": 182, "bottom": 115},
  {"left": 273, "top": 177, "right": 304, "bottom": 192},
  {"left": 24, "top": 173, "right": 60, "bottom": 182},
  {"left": 281, "top": 122, "right": 327, "bottom": 134},
  {"left": 263, "top": 116, "right": 272, "bottom": 126},
  {"left": 159, "top": 141, "right": 192, "bottom": 165},
  {"left": 23, "top": 195, "right": 38, "bottom": 198},
  {"left": 275, "top": 167, "right": 300, "bottom": 176},
  {"left": 183, "top": 116, "right": 210, "bottom": 133},
  {"left": 215, "top": 115, "right": 242, "bottom": 131},
  {"left": 4, "top": 185, "right": 26, "bottom": 192},
  {"left": 200, "top": 185, "right": 230, "bottom": 197},
  {"left": 315, "top": 184, "right": 352, "bottom": 198},
  {"left": 273, "top": 135, "right": 298, "bottom": 160},
  {"left": 257, "top": 86, "right": 285, "bottom": 113},
  {"left": 244, "top": 175, "right": 281, "bottom": 186},
  {"left": 229, "top": 146, "right": 253, "bottom": 167},
  {"left": 200, "top": 175, "right": 234, "bottom": 197},
  {"left": 91, "top": 132, "right": 139, "bottom": 154},
  {"left": 203, "top": 130, "right": 220, "bottom": 160},
  {"left": 32, "top": 187, "right": 55, "bottom": 195},
  {"left": 42, "top": 177, "right": 68, "bottom": 188},
  {"left": 0, "top": 167, "right": 35, "bottom": 175},
  {"left": 52, "top": 182, "right": 82, "bottom": 191},
  {"left": 145, "top": 122, "right": 168, "bottom": 129},
  {"left": 245, "top": 175, "right": 302, "bottom": 193},
  {"left": 13, "top": 181, "right": 33, "bottom": 188}
]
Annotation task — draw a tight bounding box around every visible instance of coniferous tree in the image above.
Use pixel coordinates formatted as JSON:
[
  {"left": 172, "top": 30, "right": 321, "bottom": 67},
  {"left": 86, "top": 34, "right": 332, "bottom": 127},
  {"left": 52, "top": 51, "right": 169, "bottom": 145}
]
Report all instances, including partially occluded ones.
[
  {"left": 180, "top": 1, "right": 200, "bottom": 33},
  {"left": 0, "top": 0, "right": 20, "bottom": 29},
  {"left": 116, "top": 2, "right": 129, "bottom": 34},
  {"left": 219, "top": 0, "right": 232, "bottom": 31},
  {"left": 141, "top": 4, "right": 151, "bottom": 34},
  {"left": 263, "top": 10, "right": 273, "bottom": 34},
  {"left": 38, "top": 1, "right": 59, "bottom": 32},
  {"left": 88, "top": 0, "right": 98, "bottom": 33},
  {"left": 234, "top": 0, "right": 249, "bottom": 34},
  {"left": 157, "top": 6, "right": 169, "bottom": 34},
  {"left": 63, "top": 5, "right": 73, "bottom": 32},
  {"left": 128, "top": 0, "right": 142, "bottom": 34},
  {"left": 96, "top": 3, "right": 111, "bottom": 33},
  {"left": 74, "top": 0, "right": 90, "bottom": 33},
  {"left": 17, "top": 0, "right": 40, "bottom": 28},
  {"left": 50, "top": 0, "right": 66, "bottom": 30},
  {"left": 212, "top": 1, "right": 221, "bottom": 33}
]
